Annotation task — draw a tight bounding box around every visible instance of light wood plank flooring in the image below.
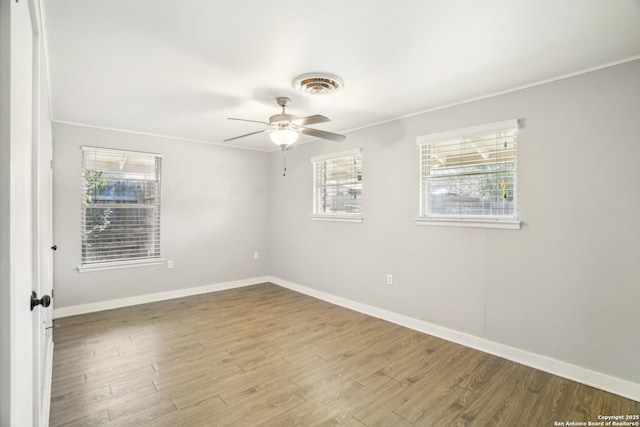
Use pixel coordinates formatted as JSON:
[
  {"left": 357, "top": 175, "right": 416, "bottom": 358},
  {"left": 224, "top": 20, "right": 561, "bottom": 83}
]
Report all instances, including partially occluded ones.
[{"left": 50, "top": 283, "right": 639, "bottom": 426}]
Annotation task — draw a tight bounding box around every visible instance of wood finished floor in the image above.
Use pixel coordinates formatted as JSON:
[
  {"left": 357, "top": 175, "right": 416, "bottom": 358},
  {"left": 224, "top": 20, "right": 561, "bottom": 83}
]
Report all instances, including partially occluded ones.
[{"left": 50, "top": 283, "right": 639, "bottom": 426}]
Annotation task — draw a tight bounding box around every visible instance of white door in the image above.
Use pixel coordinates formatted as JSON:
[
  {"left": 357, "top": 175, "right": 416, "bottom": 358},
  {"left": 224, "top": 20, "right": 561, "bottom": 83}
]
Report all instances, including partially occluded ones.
[
  {"left": 0, "top": 0, "right": 51, "bottom": 425},
  {"left": 31, "top": 8, "right": 55, "bottom": 424}
]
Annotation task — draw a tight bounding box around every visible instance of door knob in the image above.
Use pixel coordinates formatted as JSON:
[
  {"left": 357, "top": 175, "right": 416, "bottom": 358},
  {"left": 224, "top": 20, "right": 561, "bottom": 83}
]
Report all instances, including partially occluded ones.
[{"left": 30, "top": 291, "right": 51, "bottom": 311}]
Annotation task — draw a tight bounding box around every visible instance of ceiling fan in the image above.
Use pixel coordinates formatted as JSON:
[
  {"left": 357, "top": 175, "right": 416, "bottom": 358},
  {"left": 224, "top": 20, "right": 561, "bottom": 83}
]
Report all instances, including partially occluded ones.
[{"left": 224, "top": 97, "right": 346, "bottom": 150}]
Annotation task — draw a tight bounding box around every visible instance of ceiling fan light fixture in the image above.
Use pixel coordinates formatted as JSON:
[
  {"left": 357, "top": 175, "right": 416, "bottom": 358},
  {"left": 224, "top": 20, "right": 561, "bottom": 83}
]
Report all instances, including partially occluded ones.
[
  {"left": 293, "top": 73, "right": 344, "bottom": 95},
  {"left": 270, "top": 128, "right": 299, "bottom": 146}
]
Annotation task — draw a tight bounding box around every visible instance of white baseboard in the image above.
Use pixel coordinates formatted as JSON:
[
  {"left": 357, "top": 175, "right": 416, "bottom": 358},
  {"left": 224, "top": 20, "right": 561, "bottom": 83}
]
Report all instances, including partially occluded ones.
[
  {"left": 52, "top": 276, "right": 270, "bottom": 318},
  {"left": 50, "top": 275, "right": 640, "bottom": 402},
  {"left": 268, "top": 276, "right": 640, "bottom": 403},
  {"left": 41, "top": 340, "right": 53, "bottom": 427}
]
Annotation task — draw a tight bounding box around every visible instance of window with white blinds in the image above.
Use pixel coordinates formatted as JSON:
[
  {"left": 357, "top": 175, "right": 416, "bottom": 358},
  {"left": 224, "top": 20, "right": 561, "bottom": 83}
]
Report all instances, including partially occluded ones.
[
  {"left": 81, "top": 146, "right": 162, "bottom": 268},
  {"left": 311, "top": 148, "right": 363, "bottom": 221},
  {"left": 417, "top": 120, "right": 520, "bottom": 228}
]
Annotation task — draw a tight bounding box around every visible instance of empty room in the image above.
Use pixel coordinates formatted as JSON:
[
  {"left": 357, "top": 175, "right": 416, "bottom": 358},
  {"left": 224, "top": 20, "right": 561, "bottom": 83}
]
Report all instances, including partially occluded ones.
[{"left": 1, "top": 0, "right": 639, "bottom": 426}]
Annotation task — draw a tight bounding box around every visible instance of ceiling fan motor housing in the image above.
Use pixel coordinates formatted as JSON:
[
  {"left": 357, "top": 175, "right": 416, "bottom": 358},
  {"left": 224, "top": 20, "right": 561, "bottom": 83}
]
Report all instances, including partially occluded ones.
[
  {"left": 271, "top": 98, "right": 297, "bottom": 127},
  {"left": 269, "top": 114, "right": 297, "bottom": 126}
]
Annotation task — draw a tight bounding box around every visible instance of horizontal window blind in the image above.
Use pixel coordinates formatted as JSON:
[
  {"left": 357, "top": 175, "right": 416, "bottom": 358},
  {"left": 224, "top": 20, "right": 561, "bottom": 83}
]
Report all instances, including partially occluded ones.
[
  {"left": 312, "top": 149, "right": 362, "bottom": 216},
  {"left": 81, "top": 147, "right": 162, "bottom": 265},
  {"left": 419, "top": 123, "right": 518, "bottom": 218}
]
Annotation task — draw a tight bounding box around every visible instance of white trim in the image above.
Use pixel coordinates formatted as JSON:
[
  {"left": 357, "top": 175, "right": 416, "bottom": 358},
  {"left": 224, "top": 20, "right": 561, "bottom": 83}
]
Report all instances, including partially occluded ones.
[
  {"left": 310, "top": 215, "right": 363, "bottom": 223},
  {"left": 416, "top": 119, "right": 519, "bottom": 145},
  {"left": 40, "top": 341, "right": 53, "bottom": 427},
  {"left": 78, "top": 258, "right": 165, "bottom": 273},
  {"left": 52, "top": 120, "right": 273, "bottom": 152},
  {"left": 49, "top": 57, "right": 640, "bottom": 155},
  {"left": 269, "top": 56, "right": 640, "bottom": 153},
  {"left": 415, "top": 217, "right": 521, "bottom": 230},
  {"left": 267, "top": 276, "right": 640, "bottom": 403},
  {"left": 37, "top": 0, "right": 54, "bottom": 121},
  {"left": 322, "top": 55, "right": 640, "bottom": 148},
  {"left": 81, "top": 145, "right": 162, "bottom": 158},
  {"left": 52, "top": 276, "right": 270, "bottom": 318},
  {"left": 309, "top": 147, "right": 362, "bottom": 164}
]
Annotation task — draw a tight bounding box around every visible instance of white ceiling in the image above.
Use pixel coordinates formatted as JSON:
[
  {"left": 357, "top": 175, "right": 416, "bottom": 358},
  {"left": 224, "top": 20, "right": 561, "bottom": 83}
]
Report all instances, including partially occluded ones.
[{"left": 43, "top": 0, "right": 640, "bottom": 151}]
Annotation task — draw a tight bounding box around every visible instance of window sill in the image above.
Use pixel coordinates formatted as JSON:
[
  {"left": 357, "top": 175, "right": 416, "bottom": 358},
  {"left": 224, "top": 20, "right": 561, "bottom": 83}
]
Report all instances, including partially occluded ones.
[
  {"left": 78, "top": 258, "right": 165, "bottom": 273},
  {"left": 415, "top": 217, "right": 520, "bottom": 230},
  {"left": 310, "top": 215, "right": 363, "bottom": 223}
]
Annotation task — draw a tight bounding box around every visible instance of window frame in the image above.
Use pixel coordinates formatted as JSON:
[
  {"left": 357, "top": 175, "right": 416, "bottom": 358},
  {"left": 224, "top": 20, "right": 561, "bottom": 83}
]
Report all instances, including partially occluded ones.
[
  {"left": 310, "top": 148, "right": 363, "bottom": 223},
  {"left": 416, "top": 120, "right": 521, "bottom": 230},
  {"left": 78, "top": 146, "right": 164, "bottom": 272}
]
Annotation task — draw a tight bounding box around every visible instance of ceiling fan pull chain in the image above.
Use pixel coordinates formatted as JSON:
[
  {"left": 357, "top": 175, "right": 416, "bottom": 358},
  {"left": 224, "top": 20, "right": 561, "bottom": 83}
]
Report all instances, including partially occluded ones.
[{"left": 283, "top": 153, "right": 287, "bottom": 177}]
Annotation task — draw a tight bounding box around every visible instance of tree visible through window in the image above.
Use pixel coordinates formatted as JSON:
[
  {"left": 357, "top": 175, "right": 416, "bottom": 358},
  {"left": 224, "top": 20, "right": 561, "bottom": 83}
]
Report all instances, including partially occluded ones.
[
  {"left": 418, "top": 120, "right": 518, "bottom": 220},
  {"left": 311, "top": 149, "right": 362, "bottom": 217},
  {"left": 81, "top": 147, "right": 162, "bottom": 266}
]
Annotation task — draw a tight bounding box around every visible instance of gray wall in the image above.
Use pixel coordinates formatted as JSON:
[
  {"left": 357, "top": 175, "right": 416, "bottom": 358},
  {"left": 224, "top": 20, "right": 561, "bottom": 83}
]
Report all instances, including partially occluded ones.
[
  {"left": 52, "top": 123, "right": 270, "bottom": 308},
  {"left": 268, "top": 60, "right": 640, "bottom": 384}
]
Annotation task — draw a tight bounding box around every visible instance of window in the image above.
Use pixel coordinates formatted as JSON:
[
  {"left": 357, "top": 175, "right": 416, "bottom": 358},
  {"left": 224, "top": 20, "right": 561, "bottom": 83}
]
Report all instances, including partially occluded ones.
[
  {"left": 417, "top": 120, "right": 520, "bottom": 229},
  {"left": 310, "top": 148, "right": 363, "bottom": 222},
  {"left": 80, "top": 146, "right": 163, "bottom": 271}
]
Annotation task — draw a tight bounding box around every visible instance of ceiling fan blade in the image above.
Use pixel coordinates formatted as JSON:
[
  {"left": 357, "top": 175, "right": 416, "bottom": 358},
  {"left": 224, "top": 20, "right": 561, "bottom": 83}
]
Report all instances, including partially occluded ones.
[
  {"left": 291, "top": 114, "right": 330, "bottom": 126},
  {"left": 223, "top": 129, "right": 269, "bottom": 142},
  {"left": 300, "top": 127, "right": 346, "bottom": 143},
  {"left": 228, "top": 118, "right": 270, "bottom": 125}
]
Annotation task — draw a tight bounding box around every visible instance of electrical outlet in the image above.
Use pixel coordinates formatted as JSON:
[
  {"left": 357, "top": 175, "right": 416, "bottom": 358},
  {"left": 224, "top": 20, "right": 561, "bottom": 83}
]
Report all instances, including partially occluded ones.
[
  {"left": 254, "top": 251, "right": 259, "bottom": 260},
  {"left": 167, "top": 260, "right": 174, "bottom": 269},
  {"left": 386, "top": 274, "right": 393, "bottom": 286}
]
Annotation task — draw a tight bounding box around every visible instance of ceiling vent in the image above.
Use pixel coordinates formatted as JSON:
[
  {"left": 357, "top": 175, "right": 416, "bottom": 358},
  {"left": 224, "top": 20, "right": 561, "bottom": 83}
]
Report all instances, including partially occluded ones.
[{"left": 293, "top": 73, "right": 344, "bottom": 95}]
